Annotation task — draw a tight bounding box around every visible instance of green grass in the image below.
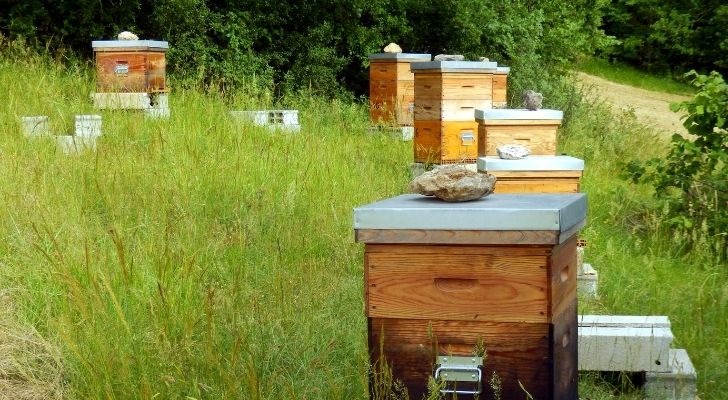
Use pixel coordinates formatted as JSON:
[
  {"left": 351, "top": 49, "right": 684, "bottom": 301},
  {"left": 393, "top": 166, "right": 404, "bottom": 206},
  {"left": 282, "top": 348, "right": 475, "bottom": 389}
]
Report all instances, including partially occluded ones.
[
  {"left": 576, "top": 57, "right": 696, "bottom": 96},
  {"left": 0, "top": 46, "right": 725, "bottom": 399}
]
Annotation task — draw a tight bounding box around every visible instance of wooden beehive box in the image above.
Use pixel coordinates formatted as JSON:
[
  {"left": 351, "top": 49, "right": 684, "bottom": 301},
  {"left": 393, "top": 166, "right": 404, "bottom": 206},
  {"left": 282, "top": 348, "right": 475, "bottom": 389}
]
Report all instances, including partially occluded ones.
[
  {"left": 475, "top": 109, "right": 563, "bottom": 156},
  {"left": 92, "top": 40, "right": 169, "bottom": 93},
  {"left": 354, "top": 193, "right": 586, "bottom": 400},
  {"left": 412, "top": 61, "right": 497, "bottom": 164},
  {"left": 492, "top": 66, "right": 510, "bottom": 108},
  {"left": 369, "top": 53, "right": 431, "bottom": 126},
  {"left": 477, "top": 156, "right": 584, "bottom": 193}
]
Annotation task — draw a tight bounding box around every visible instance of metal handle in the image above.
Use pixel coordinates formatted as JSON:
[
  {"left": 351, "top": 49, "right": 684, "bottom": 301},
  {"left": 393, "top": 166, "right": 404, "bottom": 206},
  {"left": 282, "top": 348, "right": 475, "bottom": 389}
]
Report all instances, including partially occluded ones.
[
  {"left": 434, "top": 356, "right": 483, "bottom": 395},
  {"left": 460, "top": 131, "right": 475, "bottom": 146}
]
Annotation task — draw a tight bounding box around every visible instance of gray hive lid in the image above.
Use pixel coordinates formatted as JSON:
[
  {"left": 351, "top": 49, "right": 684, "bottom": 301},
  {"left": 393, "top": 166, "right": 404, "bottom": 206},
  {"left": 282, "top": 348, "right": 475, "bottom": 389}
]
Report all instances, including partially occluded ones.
[
  {"left": 410, "top": 60, "right": 498, "bottom": 72},
  {"left": 353, "top": 193, "right": 586, "bottom": 232},
  {"left": 475, "top": 108, "right": 563, "bottom": 120},
  {"left": 92, "top": 40, "right": 169, "bottom": 50},
  {"left": 477, "top": 156, "right": 584, "bottom": 172},
  {"left": 368, "top": 53, "right": 432, "bottom": 61}
]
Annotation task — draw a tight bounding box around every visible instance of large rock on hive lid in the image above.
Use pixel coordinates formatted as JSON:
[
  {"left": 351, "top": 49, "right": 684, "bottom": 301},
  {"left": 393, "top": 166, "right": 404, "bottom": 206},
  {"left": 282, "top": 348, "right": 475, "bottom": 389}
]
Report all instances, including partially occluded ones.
[{"left": 409, "top": 164, "right": 496, "bottom": 202}]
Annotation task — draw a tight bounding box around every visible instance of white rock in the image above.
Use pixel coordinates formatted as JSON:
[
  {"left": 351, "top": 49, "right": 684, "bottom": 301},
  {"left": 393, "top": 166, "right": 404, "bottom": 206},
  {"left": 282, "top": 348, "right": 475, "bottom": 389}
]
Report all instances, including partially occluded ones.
[
  {"left": 479, "top": 57, "right": 490, "bottom": 62},
  {"left": 117, "top": 31, "right": 139, "bottom": 40},
  {"left": 434, "top": 54, "right": 465, "bottom": 61},
  {"left": 496, "top": 144, "right": 530, "bottom": 160},
  {"left": 383, "top": 43, "right": 402, "bottom": 53}
]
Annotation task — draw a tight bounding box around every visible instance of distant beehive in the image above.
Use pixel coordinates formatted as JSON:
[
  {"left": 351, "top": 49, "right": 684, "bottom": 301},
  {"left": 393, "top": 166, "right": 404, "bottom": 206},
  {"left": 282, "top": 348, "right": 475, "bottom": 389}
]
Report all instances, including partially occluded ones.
[
  {"left": 92, "top": 40, "right": 169, "bottom": 93},
  {"left": 369, "top": 53, "right": 431, "bottom": 126},
  {"left": 411, "top": 61, "right": 497, "bottom": 164}
]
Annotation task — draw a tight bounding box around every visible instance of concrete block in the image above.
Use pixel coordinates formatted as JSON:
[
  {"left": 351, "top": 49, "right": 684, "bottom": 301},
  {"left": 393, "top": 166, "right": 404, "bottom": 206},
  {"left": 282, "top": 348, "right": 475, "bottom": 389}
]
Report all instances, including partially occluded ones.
[
  {"left": 144, "top": 107, "right": 170, "bottom": 119},
  {"left": 150, "top": 93, "right": 169, "bottom": 109},
  {"left": 21, "top": 116, "right": 50, "bottom": 136},
  {"left": 74, "top": 115, "right": 102, "bottom": 138},
  {"left": 230, "top": 110, "right": 299, "bottom": 131},
  {"left": 578, "top": 315, "right": 673, "bottom": 373},
  {"left": 367, "top": 126, "right": 414, "bottom": 141},
  {"left": 644, "top": 349, "right": 697, "bottom": 400},
  {"left": 577, "top": 263, "right": 599, "bottom": 298},
  {"left": 92, "top": 92, "right": 151, "bottom": 109}
]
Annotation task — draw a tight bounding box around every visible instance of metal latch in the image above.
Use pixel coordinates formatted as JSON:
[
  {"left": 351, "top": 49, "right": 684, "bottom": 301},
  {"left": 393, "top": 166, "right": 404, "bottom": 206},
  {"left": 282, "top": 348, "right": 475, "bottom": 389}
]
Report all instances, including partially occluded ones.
[
  {"left": 434, "top": 356, "right": 483, "bottom": 395},
  {"left": 460, "top": 131, "right": 475, "bottom": 146}
]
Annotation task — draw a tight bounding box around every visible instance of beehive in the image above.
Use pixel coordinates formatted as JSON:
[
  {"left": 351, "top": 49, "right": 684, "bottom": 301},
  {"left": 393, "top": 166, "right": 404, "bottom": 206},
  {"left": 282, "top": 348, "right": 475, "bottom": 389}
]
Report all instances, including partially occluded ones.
[
  {"left": 412, "top": 61, "right": 497, "bottom": 164},
  {"left": 354, "top": 193, "right": 586, "bottom": 399},
  {"left": 475, "top": 109, "right": 563, "bottom": 156},
  {"left": 492, "top": 66, "right": 510, "bottom": 108},
  {"left": 369, "top": 53, "right": 431, "bottom": 126},
  {"left": 477, "top": 156, "right": 584, "bottom": 193},
  {"left": 92, "top": 40, "right": 169, "bottom": 93}
]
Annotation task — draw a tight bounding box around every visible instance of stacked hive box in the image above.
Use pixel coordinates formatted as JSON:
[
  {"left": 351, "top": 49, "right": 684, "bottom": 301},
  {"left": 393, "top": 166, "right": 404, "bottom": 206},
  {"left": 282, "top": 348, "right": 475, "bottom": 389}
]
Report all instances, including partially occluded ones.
[
  {"left": 411, "top": 61, "right": 497, "bottom": 165},
  {"left": 492, "top": 66, "right": 510, "bottom": 108},
  {"left": 354, "top": 193, "right": 586, "bottom": 399},
  {"left": 478, "top": 156, "right": 584, "bottom": 194},
  {"left": 91, "top": 40, "right": 169, "bottom": 115},
  {"left": 369, "top": 53, "right": 431, "bottom": 126}
]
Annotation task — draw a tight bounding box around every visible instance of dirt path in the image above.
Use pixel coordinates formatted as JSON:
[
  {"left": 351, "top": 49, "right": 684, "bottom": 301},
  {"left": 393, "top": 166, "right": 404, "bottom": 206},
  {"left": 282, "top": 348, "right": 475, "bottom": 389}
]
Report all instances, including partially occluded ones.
[{"left": 576, "top": 72, "right": 692, "bottom": 136}]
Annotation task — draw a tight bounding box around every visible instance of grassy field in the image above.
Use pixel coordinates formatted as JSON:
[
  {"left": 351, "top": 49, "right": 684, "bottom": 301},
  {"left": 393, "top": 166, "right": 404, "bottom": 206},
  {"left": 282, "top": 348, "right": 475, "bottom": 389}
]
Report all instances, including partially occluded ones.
[
  {"left": 0, "top": 49, "right": 725, "bottom": 399},
  {"left": 576, "top": 58, "right": 696, "bottom": 96}
]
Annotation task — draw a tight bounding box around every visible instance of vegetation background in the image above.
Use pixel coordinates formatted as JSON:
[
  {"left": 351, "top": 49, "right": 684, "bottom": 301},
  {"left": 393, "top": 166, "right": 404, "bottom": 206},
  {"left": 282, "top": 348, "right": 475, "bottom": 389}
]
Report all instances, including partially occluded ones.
[{"left": 0, "top": 1, "right": 726, "bottom": 399}]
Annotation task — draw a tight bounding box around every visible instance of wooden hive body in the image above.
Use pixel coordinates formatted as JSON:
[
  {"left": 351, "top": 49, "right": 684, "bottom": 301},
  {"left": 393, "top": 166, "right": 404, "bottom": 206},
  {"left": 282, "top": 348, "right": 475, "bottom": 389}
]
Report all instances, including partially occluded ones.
[
  {"left": 93, "top": 40, "right": 169, "bottom": 93},
  {"left": 476, "top": 109, "right": 563, "bottom": 156},
  {"left": 412, "top": 61, "right": 497, "bottom": 164},
  {"left": 492, "top": 66, "right": 510, "bottom": 108},
  {"left": 355, "top": 194, "right": 586, "bottom": 400},
  {"left": 477, "top": 156, "right": 584, "bottom": 194},
  {"left": 369, "top": 53, "right": 431, "bottom": 126}
]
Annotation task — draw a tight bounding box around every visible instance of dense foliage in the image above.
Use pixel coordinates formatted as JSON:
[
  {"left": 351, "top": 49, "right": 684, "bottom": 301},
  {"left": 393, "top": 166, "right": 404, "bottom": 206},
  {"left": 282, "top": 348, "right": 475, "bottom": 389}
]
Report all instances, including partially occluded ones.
[
  {"left": 627, "top": 71, "right": 727, "bottom": 260},
  {"left": 0, "top": 0, "right": 610, "bottom": 98},
  {"left": 603, "top": 1, "right": 728, "bottom": 76}
]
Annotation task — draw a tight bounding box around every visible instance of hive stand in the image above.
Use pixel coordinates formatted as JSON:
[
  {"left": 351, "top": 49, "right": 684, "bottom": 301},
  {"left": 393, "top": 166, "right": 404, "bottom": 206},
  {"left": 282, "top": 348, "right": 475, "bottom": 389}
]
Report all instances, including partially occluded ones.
[
  {"left": 229, "top": 110, "right": 300, "bottom": 132},
  {"left": 57, "top": 115, "right": 103, "bottom": 154},
  {"left": 21, "top": 116, "right": 50, "bottom": 137}
]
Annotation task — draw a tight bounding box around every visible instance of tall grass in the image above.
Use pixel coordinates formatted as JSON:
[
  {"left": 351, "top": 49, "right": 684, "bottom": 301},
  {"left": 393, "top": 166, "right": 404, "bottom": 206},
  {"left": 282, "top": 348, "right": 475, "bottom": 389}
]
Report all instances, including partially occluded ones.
[{"left": 0, "top": 43, "right": 725, "bottom": 399}]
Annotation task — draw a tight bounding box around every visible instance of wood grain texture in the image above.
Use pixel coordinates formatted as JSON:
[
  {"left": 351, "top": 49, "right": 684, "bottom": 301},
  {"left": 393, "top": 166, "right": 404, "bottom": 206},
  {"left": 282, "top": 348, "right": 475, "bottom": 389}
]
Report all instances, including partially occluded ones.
[
  {"left": 414, "top": 98, "right": 491, "bottom": 121},
  {"left": 95, "top": 51, "right": 166, "bottom": 93},
  {"left": 483, "top": 124, "right": 560, "bottom": 156},
  {"left": 415, "top": 74, "right": 494, "bottom": 100},
  {"left": 552, "top": 300, "right": 578, "bottom": 400},
  {"left": 355, "top": 229, "right": 564, "bottom": 245},
  {"left": 488, "top": 171, "right": 583, "bottom": 194},
  {"left": 369, "top": 318, "right": 553, "bottom": 400},
  {"left": 548, "top": 237, "right": 578, "bottom": 320},
  {"left": 366, "top": 250, "right": 549, "bottom": 322},
  {"left": 370, "top": 61, "right": 414, "bottom": 81},
  {"left": 492, "top": 74, "right": 508, "bottom": 106},
  {"left": 414, "top": 120, "right": 479, "bottom": 163}
]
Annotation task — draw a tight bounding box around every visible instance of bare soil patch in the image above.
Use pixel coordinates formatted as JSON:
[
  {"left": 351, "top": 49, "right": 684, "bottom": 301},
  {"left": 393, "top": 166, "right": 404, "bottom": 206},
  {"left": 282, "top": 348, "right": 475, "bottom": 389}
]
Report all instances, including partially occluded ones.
[{"left": 576, "top": 72, "right": 692, "bottom": 137}]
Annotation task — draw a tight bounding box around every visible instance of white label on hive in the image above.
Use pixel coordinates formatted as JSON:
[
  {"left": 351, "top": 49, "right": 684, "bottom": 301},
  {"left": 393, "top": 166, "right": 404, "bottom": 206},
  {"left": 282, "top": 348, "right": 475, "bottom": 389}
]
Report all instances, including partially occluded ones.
[{"left": 114, "top": 63, "right": 129, "bottom": 75}]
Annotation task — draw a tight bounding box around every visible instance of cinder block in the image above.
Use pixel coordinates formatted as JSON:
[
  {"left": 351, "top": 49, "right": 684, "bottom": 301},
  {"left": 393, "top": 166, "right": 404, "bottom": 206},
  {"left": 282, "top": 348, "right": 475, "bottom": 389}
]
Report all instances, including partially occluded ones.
[
  {"left": 644, "top": 349, "right": 697, "bottom": 400},
  {"left": 577, "top": 263, "right": 599, "bottom": 298},
  {"left": 578, "top": 315, "right": 673, "bottom": 373},
  {"left": 92, "top": 92, "right": 152, "bottom": 109},
  {"left": 144, "top": 107, "right": 170, "bottom": 119},
  {"left": 368, "top": 126, "right": 414, "bottom": 141},
  {"left": 230, "top": 110, "right": 300, "bottom": 131},
  {"left": 21, "top": 116, "right": 50, "bottom": 136},
  {"left": 74, "top": 115, "right": 102, "bottom": 138}
]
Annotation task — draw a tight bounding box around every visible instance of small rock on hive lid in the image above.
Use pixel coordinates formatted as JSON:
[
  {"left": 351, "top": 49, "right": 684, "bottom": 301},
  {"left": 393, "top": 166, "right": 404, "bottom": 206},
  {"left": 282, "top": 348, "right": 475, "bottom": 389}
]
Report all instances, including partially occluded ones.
[
  {"left": 117, "top": 31, "right": 139, "bottom": 40},
  {"left": 497, "top": 144, "right": 530, "bottom": 160},
  {"left": 434, "top": 54, "right": 465, "bottom": 61},
  {"left": 409, "top": 164, "right": 497, "bottom": 202},
  {"left": 383, "top": 43, "right": 402, "bottom": 53}
]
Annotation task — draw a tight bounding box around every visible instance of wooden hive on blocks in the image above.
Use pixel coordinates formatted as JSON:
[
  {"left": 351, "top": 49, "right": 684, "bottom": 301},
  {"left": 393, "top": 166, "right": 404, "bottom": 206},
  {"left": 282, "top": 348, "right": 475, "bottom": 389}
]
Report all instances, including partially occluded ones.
[
  {"left": 92, "top": 40, "right": 169, "bottom": 94},
  {"left": 492, "top": 66, "right": 510, "bottom": 108},
  {"left": 369, "top": 53, "right": 431, "bottom": 126},
  {"left": 475, "top": 108, "right": 563, "bottom": 156},
  {"left": 354, "top": 193, "right": 586, "bottom": 399},
  {"left": 477, "top": 156, "right": 584, "bottom": 193},
  {"left": 412, "top": 61, "right": 498, "bottom": 164}
]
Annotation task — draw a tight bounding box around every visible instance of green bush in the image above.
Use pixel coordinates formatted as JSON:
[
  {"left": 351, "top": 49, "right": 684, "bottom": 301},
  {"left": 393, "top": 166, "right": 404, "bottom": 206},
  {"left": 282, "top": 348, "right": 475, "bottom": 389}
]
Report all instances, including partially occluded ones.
[{"left": 626, "top": 71, "right": 727, "bottom": 260}]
